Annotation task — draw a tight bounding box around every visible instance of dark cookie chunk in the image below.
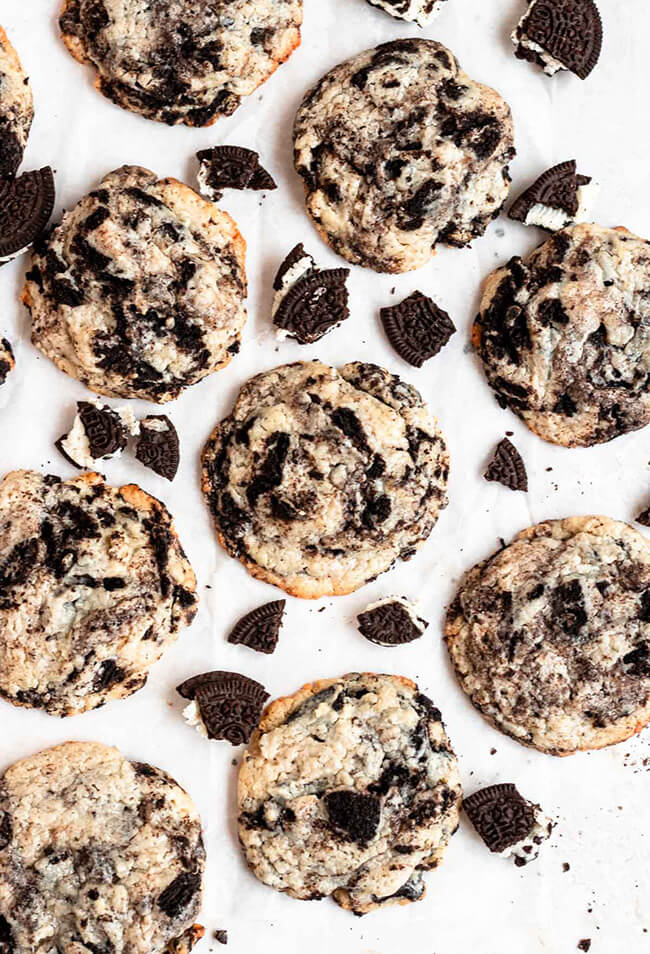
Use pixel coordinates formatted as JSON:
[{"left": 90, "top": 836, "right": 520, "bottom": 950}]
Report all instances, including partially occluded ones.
[
  {"left": 380, "top": 291, "right": 456, "bottom": 367},
  {"left": 214, "top": 930, "right": 228, "bottom": 945},
  {"left": 158, "top": 871, "right": 202, "bottom": 919},
  {"left": 484, "top": 438, "right": 528, "bottom": 491},
  {"left": 78, "top": 401, "right": 128, "bottom": 457},
  {"left": 463, "top": 783, "right": 536, "bottom": 854},
  {"left": 513, "top": 0, "right": 603, "bottom": 80},
  {"left": 136, "top": 415, "right": 180, "bottom": 481},
  {"left": 0, "top": 167, "right": 55, "bottom": 263},
  {"left": 324, "top": 790, "right": 381, "bottom": 844},
  {"left": 509, "top": 160, "right": 591, "bottom": 226},
  {"left": 227, "top": 600, "right": 286, "bottom": 654},
  {"left": 635, "top": 508, "right": 650, "bottom": 528},
  {"left": 177, "top": 670, "right": 269, "bottom": 744},
  {"left": 272, "top": 244, "right": 350, "bottom": 344},
  {"left": 196, "top": 146, "right": 277, "bottom": 201},
  {"left": 357, "top": 598, "right": 428, "bottom": 646},
  {"left": 577, "top": 941, "right": 591, "bottom": 952},
  {"left": 0, "top": 338, "right": 15, "bottom": 386}
]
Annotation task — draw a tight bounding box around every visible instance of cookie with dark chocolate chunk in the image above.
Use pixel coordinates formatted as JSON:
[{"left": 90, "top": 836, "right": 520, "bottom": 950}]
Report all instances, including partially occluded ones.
[
  {"left": 381, "top": 291, "right": 456, "bottom": 367},
  {"left": 357, "top": 597, "right": 428, "bottom": 646},
  {"left": 272, "top": 244, "right": 349, "bottom": 344},
  {"left": 228, "top": 600, "right": 286, "bottom": 654},
  {"left": 0, "top": 168, "right": 55, "bottom": 265},
  {"left": 136, "top": 415, "right": 180, "bottom": 480},
  {"left": 177, "top": 671, "right": 269, "bottom": 744},
  {"left": 464, "top": 783, "right": 553, "bottom": 864},
  {"left": 511, "top": 0, "right": 603, "bottom": 79},
  {"left": 0, "top": 27, "right": 33, "bottom": 179},
  {"left": 484, "top": 438, "right": 528, "bottom": 491},
  {"left": 196, "top": 146, "right": 277, "bottom": 201}
]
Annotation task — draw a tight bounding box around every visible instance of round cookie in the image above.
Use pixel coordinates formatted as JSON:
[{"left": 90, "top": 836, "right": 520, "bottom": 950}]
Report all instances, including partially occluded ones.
[
  {"left": 238, "top": 673, "right": 461, "bottom": 913},
  {"left": 0, "top": 741, "right": 205, "bottom": 953},
  {"left": 474, "top": 224, "right": 650, "bottom": 446},
  {"left": 59, "top": 0, "right": 303, "bottom": 126},
  {"left": 202, "top": 360, "right": 449, "bottom": 598},
  {"left": 445, "top": 516, "right": 650, "bottom": 755},
  {"left": 0, "top": 469, "right": 197, "bottom": 717},
  {"left": 365, "top": 0, "right": 447, "bottom": 26},
  {"left": 0, "top": 27, "right": 33, "bottom": 178},
  {"left": 23, "top": 165, "right": 246, "bottom": 402},
  {"left": 293, "top": 38, "right": 515, "bottom": 273}
]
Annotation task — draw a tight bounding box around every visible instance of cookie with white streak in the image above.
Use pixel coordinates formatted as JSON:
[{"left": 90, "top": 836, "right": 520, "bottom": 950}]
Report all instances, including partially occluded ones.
[
  {"left": 0, "top": 27, "right": 33, "bottom": 178},
  {"left": 365, "top": 0, "right": 447, "bottom": 26},
  {"left": 293, "top": 38, "right": 514, "bottom": 273},
  {"left": 202, "top": 360, "right": 449, "bottom": 598},
  {"left": 474, "top": 224, "right": 650, "bottom": 447},
  {"left": 59, "top": 0, "right": 303, "bottom": 126},
  {"left": 238, "top": 673, "right": 461, "bottom": 913},
  {"left": 0, "top": 741, "right": 205, "bottom": 953},
  {"left": 0, "top": 469, "right": 197, "bottom": 716},
  {"left": 446, "top": 516, "right": 650, "bottom": 755},
  {"left": 23, "top": 165, "right": 246, "bottom": 403}
]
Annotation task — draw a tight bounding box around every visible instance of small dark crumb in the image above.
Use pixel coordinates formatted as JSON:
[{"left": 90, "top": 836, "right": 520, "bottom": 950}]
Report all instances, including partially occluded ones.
[
  {"left": 490, "top": 747, "right": 497, "bottom": 755},
  {"left": 577, "top": 941, "right": 591, "bottom": 952},
  {"left": 546, "top": 467, "right": 553, "bottom": 472},
  {"left": 214, "top": 930, "right": 228, "bottom": 945},
  {"left": 505, "top": 431, "right": 513, "bottom": 436},
  {"left": 563, "top": 862, "right": 571, "bottom": 872}
]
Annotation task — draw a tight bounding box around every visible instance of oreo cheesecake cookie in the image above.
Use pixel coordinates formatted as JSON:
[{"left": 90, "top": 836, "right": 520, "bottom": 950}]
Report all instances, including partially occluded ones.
[
  {"left": 474, "top": 224, "right": 650, "bottom": 447},
  {"left": 202, "top": 360, "right": 449, "bottom": 598},
  {"left": 0, "top": 26, "right": 33, "bottom": 178},
  {"left": 446, "top": 516, "right": 650, "bottom": 755},
  {"left": 23, "top": 165, "right": 246, "bottom": 402},
  {"left": 238, "top": 673, "right": 461, "bottom": 913},
  {"left": 0, "top": 469, "right": 197, "bottom": 717},
  {"left": 364, "top": 0, "right": 448, "bottom": 26},
  {"left": 59, "top": 0, "right": 303, "bottom": 126},
  {"left": 293, "top": 38, "right": 515, "bottom": 272},
  {"left": 0, "top": 741, "right": 205, "bottom": 953}
]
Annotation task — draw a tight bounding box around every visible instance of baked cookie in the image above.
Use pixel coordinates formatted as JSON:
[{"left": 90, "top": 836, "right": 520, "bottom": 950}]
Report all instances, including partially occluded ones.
[
  {"left": 0, "top": 27, "right": 33, "bottom": 178},
  {"left": 238, "top": 673, "right": 461, "bottom": 913},
  {"left": 445, "top": 516, "right": 650, "bottom": 755},
  {"left": 365, "top": 0, "right": 447, "bottom": 26},
  {"left": 0, "top": 469, "right": 197, "bottom": 717},
  {"left": 0, "top": 741, "right": 205, "bottom": 953},
  {"left": 293, "top": 38, "right": 515, "bottom": 273},
  {"left": 59, "top": 0, "right": 303, "bottom": 126},
  {"left": 474, "top": 224, "right": 650, "bottom": 446},
  {"left": 0, "top": 338, "right": 14, "bottom": 386},
  {"left": 23, "top": 165, "right": 246, "bottom": 402},
  {"left": 202, "top": 360, "right": 449, "bottom": 598}
]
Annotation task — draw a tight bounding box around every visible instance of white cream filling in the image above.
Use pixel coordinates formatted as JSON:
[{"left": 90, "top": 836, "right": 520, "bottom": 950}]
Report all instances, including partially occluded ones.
[
  {"left": 60, "top": 401, "right": 140, "bottom": 468},
  {"left": 525, "top": 181, "right": 597, "bottom": 230},
  {"left": 182, "top": 700, "right": 208, "bottom": 738}
]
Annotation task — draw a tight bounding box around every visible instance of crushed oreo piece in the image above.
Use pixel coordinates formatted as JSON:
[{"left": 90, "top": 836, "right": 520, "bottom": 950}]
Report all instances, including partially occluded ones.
[
  {"left": 272, "top": 243, "right": 350, "bottom": 344},
  {"left": 0, "top": 167, "right": 55, "bottom": 264},
  {"left": 136, "top": 415, "right": 180, "bottom": 481},
  {"left": 635, "top": 507, "right": 650, "bottom": 527},
  {"left": 228, "top": 600, "right": 286, "bottom": 654},
  {"left": 214, "top": 930, "right": 228, "bottom": 945},
  {"left": 177, "top": 670, "right": 269, "bottom": 745},
  {"left": 324, "top": 790, "right": 381, "bottom": 844},
  {"left": 464, "top": 783, "right": 553, "bottom": 864},
  {"left": 158, "top": 871, "right": 201, "bottom": 919},
  {"left": 509, "top": 160, "right": 593, "bottom": 230},
  {"left": 380, "top": 291, "right": 456, "bottom": 367},
  {"left": 484, "top": 438, "right": 528, "bottom": 491},
  {"left": 56, "top": 401, "right": 138, "bottom": 469},
  {"left": 577, "top": 942, "right": 591, "bottom": 952},
  {"left": 511, "top": 0, "right": 603, "bottom": 80},
  {"left": 357, "top": 597, "right": 428, "bottom": 647},
  {"left": 0, "top": 338, "right": 15, "bottom": 386},
  {"left": 196, "top": 146, "right": 277, "bottom": 201}
]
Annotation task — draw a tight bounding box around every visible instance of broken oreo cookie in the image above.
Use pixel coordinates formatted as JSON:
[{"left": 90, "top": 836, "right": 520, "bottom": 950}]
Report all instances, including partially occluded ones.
[
  {"left": 509, "top": 160, "right": 594, "bottom": 231},
  {"left": 136, "top": 415, "right": 180, "bottom": 481},
  {"left": 357, "top": 597, "right": 428, "bottom": 647},
  {"left": 0, "top": 167, "right": 55, "bottom": 264},
  {"left": 56, "top": 401, "right": 139, "bottom": 469},
  {"left": 511, "top": 0, "right": 603, "bottom": 79},
  {"left": 484, "top": 438, "right": 528, "bottom": 492},
  {"left": 228, "top": 600, "right": 286, "bottom": 654},
  {"left": 380, "top": 291, "right": 456, "bottom": 367},
  {"left": 272, "top": 243, "right": 350, "bottom": 344},
  {"left": 196, "top": 146, "right": 277, "bottom": 201},
  {"left": 177, "top": 670, "right": 269, "bottom": 745},
  {"left": 464, "top": 783, "right": 554, "bottom": 865},
  {"left": 0, "top": 338, "right": 14, "bottom": 386}
]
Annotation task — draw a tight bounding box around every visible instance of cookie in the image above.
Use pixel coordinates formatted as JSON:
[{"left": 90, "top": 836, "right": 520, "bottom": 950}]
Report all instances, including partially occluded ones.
[
  {"left": 228, "top": 599, "right": 286, "bottom": 653},
  {"left": 463, "top": 783, "right": 553, "bottom": 866},
  {"left": 293, "top": 38, "right": 515, "bottom": 273},
  {"left": 136, "top": 415, "right": 180, "bottom": 481},
  {"left": 238, "top": 673, "right": 460, "bottom": 913},
  {"left": 59, "top": 0, "right": 303, "bottom": 126},
  {"left": 202, "top": 360, "right": 449, "bottom": 598},
  {"left": 0, "top": 338, "right": 14, "bottom": 386},
  {"left": 509, "top": 160, "right": 594, "bottom": 231},
  {"left": 364, "top": 0, "right": 447, "bottom": 26},
  {"left": 0, "top": 469, "right": 197, "bottom": 716},
  {"left": 512, "top": 0, "right": 603, "bottom": 79},
  {"left": 473, "top": 224, "right": 650, "bottom": 447},
  {"left": 0, "top": 27, "right": 33, "bottom": 178},
  {"left": 196, "top": 146, "right": 276, "bottom": 201},
  {"left": 57, "top": 400, "right": 139, "bottom": 469},
  {"left": 445, "top": 516, "right": 650, "bottom": 754},
  {"left": 484, "top": 438, "right": 528, "bottom": 491},
  {"left": 272, "top": 244, "right": 350, "bottom": 343},
  {"left": 0, "top": 741, "right": 205, "bottom": 953},
  {"left": 380, "top": 291, "right": 455, "bottom": 367},
  {"left": 178, "top": 670, "right": 270, "bottom": 744},
  {"left": 357, "top": 596, "right": 428, "bottom": 646},
  {"left": 0, "top": 167, "right": 55, "bottom": 264},
  {"left": 23, "top": 165, "right": 246, "bottom": 402}
]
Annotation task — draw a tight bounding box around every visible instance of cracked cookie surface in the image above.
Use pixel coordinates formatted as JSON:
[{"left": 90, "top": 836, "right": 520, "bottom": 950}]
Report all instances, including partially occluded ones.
[
  {"left": 364, "top": 0, "right": 447, "bottom": 26},
  {"left": 23, "top": 165, "right": 246, "bottom": 402},
  {"left": 0, "top": 469, "right": 197, "bottom": 717},
  {"left": 293, "top": 38, "right": 514, "bottom": 273},
  {"left": 474, "top": 224, "right": 650, "bottom": 446},
  {"left": 202, "top": 360, "right": 449, "bottom": 598},
  {"left": 238, "top": 673, "right": 461, "bottom": 913},
  {"left": 0, "top": 27, "right": 33, "bottom": 178},
  {"left": 446, "top": 516, "right": 650, "bottom": 754},
  {"left": 0, "top": 741, "right": 205, "bottom": 953},
  {"left": 59, "top": 0, "right": 302, "bottom": 125}
]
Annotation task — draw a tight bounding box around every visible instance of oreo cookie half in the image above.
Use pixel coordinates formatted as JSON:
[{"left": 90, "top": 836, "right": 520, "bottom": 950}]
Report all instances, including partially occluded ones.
[
  {"left": 196, "top": 146, "right": 277, "bottom": 201},
  {"left": 464, "top": 783, "right": 554, "bottom": 866},
  {"left": 380, "top": 291, "right": 456, "bottom": 367},
  {"left": 272, "top": 243, "right": 350, "bottom": 344},
  {"left": 0, "top": 167, "right": 55, "bottom": 264},
  {"left": 511, "top": 0, "right": 603, "bottom": 80},
  {"left": 177, "top": 670, "right": 269, "bottom": 745},
  {"left": 357, "top": 597, "right": 428, "bottom": 647},
  {"left": 228, "top": 600, "right": 286, "bottom": 654},
  {"left": 509, "top": 160, "right": 594, "bottom": 231},
  {"left": 136, "top": 415, "right": 180, "bottom": 481},
  {"left": 484, "top": 438, "right": 528, "bottom": 492}
]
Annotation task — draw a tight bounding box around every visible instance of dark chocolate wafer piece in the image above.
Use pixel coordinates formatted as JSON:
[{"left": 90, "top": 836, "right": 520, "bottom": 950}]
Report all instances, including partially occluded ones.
[
  {"left": 78, "top": 402, "right": 128, "bottom": 458},
  {"left": 514, "top": 0, "right": 603, "bottom": 80},
  {"left": 196, "top": 146, "right": 276, "bottom": 200},
  {"left": 0, "top": 167, "right": 55, "bottom": 263},
  {"left": 136, "top": 415, "right": 180, "bottom": 481},
  {"left": 357, "top": 598, "right": 428, "bottom": 647},
  {"left": 228, "top": 600, "right": 286, "bottom": 654},
  {"left": 177, "top": 671, "right": 269, "bottom": 744},
  {"left": 380, "top": 291, "right": 456, "bottom": 367},
  {"left": 635, "top": 508, "right": 650, "bottom": 527},
  {"left": 509, "top": 160, "right": 590, "bottom": 223},
  {"left": 464, "top": 783, "right": 537, "bottom": 854},
  {"left": 484, "top": 438, "right": 528, "bottom": 491},
  {"left": 273, "top": 248, "right": 350, "bottom": 343}
]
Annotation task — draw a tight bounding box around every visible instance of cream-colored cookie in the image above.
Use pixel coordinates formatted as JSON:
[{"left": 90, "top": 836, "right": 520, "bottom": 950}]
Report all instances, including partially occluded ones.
[{"left": 0, "top": 26, "right": 33, "bottom": 177}]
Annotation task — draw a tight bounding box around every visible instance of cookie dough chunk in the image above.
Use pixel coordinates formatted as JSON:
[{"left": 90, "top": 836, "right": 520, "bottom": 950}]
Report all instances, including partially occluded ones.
[
  {"left": 59, "top": 0, "right": 303, "bottom": 126},
  {"left": 202, "top": 360, "right": 449, "bottom": 598},
  {"left": 474, "top": 224, "right": 650, "bottom": 447},
  {"left": 0, "top": 27, "right": 33, "bottom": 178},
  {"left": 0, "top": 741, "right": 205, "bottom": 953},
  {"left": 0, "top": 469, "right": 197, "bottom": 716},
  {"left": 23, "top": 165, "right": 246, "bottom": 402},
  {"left": 238, "top": 673, "right": 461, "bottom": 913},
  {"left": 293, "top": 38, "right": 515, "bottom": 273},
  {"left": 446, "top": 516, "right": 650, "bottom": 755},
  {"left": 0, "top": 337, "right": 14, "bottom": 385},
  {"left": 365, "top": 0, "right": 447, "bottom": 26}
]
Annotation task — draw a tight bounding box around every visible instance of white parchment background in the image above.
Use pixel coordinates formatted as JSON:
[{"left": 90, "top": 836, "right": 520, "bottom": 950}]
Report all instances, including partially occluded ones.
[{"left": 1, "top": 1, "right": 649, "bottom": 952}]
